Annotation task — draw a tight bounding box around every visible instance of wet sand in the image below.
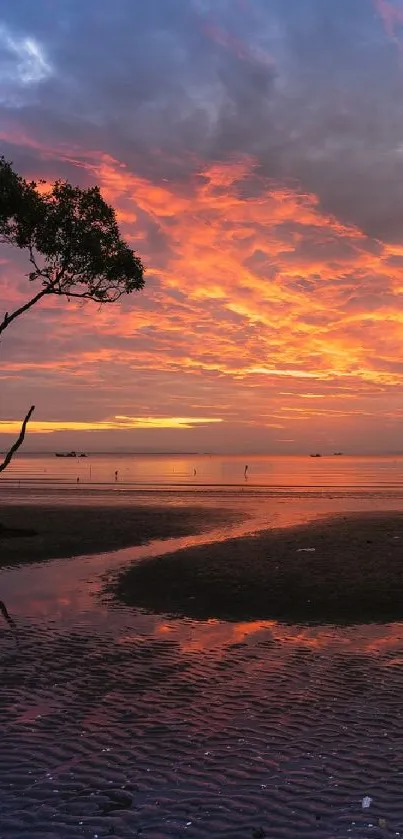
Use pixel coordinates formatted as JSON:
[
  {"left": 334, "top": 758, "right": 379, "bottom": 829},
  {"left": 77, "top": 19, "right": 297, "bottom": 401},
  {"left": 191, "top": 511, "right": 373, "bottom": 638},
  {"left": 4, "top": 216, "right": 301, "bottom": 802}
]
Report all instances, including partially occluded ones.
[
  {"left": 116, "top": 511, "right": 403, "bottom": 624},
  {"left": 0, "top": 503, "right": 238, "bottom": 568},
  {"left": 4, "top": 504, "right": 403, "bottom": 836},
  {"left": 4, "top": 610, "right": 403, "bottom": 838}
]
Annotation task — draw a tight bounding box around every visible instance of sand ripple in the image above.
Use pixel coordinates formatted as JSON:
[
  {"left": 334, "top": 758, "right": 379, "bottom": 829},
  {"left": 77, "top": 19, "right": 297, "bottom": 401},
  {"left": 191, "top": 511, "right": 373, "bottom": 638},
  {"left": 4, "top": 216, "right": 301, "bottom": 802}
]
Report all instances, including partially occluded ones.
[{"left": 2, "top": 612, "right": 403, "bottom": 837}]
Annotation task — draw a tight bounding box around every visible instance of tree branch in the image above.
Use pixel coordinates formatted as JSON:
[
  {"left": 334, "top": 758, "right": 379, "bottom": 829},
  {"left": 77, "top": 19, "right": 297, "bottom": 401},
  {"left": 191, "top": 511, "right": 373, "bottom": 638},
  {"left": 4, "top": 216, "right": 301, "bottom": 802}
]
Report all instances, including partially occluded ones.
[
  {"left": 0, "top": 287, "right": 51, "bottom": 334},
  {"left": 28, "top": 243, "right": 42, "bottom": 274},
  {"left": 0, "top": 273, "right": 64, "bottom": 335},
  {"left": 61, "top": 289, "right": 119, "bottom": 301},
  {"left": 0, "top": 406, "right": 35, "bottom": 474}
]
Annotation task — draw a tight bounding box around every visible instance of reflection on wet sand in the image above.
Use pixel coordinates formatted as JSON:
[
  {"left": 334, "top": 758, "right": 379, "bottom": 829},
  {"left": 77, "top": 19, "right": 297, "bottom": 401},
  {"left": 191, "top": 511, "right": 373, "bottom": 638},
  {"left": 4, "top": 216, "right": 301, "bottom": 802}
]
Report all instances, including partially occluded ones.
[
  {"left": 3, "top": 495, "right": 403, "bottom": 836},
  {"left": 152, "top": 616, "right": 403, "bottom": 661},
  {"left": 2, "top": 609, "right": 403, "bottom": 837},
  {"left": 3, "top": 490, "right": 403, "bottom": 612}
]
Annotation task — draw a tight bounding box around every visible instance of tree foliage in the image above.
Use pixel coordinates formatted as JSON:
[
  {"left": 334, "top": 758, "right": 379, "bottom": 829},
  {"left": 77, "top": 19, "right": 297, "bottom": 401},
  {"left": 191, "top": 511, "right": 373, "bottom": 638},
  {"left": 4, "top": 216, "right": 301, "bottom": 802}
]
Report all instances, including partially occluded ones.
[
  {"left": 0, "top": 156, "right": 145, "bottom": 334},
  {"left": 0, "top": 157, "right": 146, "bottom": 472}
]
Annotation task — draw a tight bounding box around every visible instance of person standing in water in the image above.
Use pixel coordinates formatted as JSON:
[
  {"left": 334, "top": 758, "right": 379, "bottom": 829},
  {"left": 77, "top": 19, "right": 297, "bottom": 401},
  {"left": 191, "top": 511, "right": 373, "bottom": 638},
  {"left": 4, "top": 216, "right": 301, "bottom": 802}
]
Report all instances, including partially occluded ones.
[
  {"left": 114, "top": 470, "right": 119, "bottom": 482},
  {"left": 244, "top": 464, "right": 248, "bottom": 479}
]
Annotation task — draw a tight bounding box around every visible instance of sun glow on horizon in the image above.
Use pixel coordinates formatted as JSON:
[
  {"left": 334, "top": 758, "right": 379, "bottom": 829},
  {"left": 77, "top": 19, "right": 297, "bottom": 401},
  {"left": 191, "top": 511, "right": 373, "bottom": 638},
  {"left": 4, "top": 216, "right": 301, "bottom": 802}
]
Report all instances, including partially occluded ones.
[{"left": 0, "top": 416, "right": 223, "bottom": 435}]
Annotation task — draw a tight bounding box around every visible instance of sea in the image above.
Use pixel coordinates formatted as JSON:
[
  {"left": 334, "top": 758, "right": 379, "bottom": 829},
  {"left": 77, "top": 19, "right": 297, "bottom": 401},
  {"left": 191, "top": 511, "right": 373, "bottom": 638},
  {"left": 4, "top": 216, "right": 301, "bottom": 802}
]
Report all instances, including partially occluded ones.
[{"left": 3, "top": 451, "right": 403, "bottom": 495}]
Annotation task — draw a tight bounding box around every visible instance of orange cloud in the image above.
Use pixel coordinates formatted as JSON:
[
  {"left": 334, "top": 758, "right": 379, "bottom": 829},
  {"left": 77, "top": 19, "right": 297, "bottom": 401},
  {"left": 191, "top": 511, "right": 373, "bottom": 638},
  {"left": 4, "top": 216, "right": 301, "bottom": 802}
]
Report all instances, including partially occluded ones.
[{"left": 3, "top": 138, "right": 403, "bottom": 447}]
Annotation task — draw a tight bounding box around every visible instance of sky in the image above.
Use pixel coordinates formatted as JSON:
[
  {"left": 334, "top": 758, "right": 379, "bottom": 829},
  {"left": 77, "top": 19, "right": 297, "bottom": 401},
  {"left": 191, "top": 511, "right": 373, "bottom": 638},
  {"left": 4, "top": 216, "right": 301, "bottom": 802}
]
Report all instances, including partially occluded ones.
[{"left": 2, "top": 0, "right": 403, "bottom": 453}]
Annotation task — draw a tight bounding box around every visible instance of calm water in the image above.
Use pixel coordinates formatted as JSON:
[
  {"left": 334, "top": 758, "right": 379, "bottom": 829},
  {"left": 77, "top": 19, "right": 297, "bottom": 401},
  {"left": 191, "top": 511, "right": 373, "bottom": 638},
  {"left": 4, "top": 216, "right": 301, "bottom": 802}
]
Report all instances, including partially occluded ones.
[{"left": 2, "top": 451, "right": 403, "bottom": 494}]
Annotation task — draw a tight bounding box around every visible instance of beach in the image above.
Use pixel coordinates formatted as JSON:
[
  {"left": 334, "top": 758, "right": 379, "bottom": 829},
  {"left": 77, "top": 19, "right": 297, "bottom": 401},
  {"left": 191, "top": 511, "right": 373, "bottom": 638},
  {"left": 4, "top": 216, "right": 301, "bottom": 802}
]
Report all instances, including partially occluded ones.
[
  {"left": 2, "top": 493, "right": 403, "bottom": 836},
  {"left": 116, "top": 511, "right": 403, "bottom": 624},
  {"left": 5, "top": 502, "right": 403, "bottom": 625},
  {"left": 0, "top": 502, "right": 238, "bottom": 568}
]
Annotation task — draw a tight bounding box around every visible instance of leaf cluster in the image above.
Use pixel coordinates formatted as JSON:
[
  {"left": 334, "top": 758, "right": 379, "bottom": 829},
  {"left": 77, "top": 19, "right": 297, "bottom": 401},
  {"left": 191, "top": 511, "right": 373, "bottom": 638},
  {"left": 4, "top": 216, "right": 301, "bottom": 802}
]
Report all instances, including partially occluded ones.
[{"left": 0, "top": 156, "right": 145, "bottom": 304}]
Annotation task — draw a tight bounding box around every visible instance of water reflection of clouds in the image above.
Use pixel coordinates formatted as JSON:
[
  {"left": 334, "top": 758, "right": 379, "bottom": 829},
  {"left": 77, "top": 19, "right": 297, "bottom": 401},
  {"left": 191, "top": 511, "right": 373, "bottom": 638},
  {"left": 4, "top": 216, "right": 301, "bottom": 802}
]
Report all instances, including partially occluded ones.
[
  {"left": 153, "top": 616, "right": 403, "bottom": 663},
  {"left": 3, "top": 492, "right": 403, "bottom": 665}
]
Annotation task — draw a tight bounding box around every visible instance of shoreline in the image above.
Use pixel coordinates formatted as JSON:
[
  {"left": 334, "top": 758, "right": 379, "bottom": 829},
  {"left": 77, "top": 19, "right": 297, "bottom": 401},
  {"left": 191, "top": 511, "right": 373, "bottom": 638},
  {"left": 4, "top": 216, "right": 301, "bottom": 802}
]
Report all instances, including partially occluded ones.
[
  {"left": 0, "top": 503, "right": 239, "bottom": 568},
  {"left": 115, "top": 511, "right": 403, "bottom": 625},
  {"left": 4, "top": 501, "right": 403, "bottom": 626}
]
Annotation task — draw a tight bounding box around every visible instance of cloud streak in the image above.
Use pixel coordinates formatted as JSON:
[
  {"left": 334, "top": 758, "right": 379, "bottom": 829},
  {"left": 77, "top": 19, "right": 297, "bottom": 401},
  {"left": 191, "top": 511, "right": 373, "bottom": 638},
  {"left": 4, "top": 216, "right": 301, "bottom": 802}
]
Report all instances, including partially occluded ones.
[
  {"left": 0, "top": 416, "right": 223, "bottom": 435},
  {"left": 2, "top": 0, "right": 403, "bottom": 451}
]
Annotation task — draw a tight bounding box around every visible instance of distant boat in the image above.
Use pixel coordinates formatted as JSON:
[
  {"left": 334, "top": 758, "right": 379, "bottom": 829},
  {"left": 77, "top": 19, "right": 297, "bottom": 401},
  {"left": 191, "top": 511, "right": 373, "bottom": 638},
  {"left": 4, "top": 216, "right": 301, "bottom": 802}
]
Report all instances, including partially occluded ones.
[
  {"left": 333, "top": 452, "right": 343, "bottom": 456},
  {"left": 55, "top": 451, "right": 87, "bottom": 458},
  {"left": 310, "top": 453, "right": 322, "bottom": 458}
]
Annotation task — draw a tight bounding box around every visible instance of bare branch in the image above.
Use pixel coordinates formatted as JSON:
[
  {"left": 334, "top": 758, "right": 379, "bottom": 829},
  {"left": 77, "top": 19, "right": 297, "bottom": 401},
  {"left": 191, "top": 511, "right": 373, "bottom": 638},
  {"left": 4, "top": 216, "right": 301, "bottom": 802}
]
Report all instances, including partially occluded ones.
[
  {"left": 0, "top": 268, "right": 63, "bottom": 335},
  {"left": 0, "top": 287, "right": 51, "bottom": 335},
  {"left": 57, "top": 289, "right": 120, "bottom": 302},
  {"left": 28, "top": 243, "right": 40, "bottom": 271},
  {"left": 28, "top": 243, "right": 49, "bottom": 279},
  {"left": 0, "top": 406, "right": 35, "bottom": 474}
]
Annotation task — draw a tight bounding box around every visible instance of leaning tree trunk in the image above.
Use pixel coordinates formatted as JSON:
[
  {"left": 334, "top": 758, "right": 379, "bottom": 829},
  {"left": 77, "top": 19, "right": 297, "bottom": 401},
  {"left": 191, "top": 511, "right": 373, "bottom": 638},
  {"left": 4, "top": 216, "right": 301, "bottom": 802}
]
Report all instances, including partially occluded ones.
[{"left": 0, "top": 405, "right": 35, "bottom": 474}]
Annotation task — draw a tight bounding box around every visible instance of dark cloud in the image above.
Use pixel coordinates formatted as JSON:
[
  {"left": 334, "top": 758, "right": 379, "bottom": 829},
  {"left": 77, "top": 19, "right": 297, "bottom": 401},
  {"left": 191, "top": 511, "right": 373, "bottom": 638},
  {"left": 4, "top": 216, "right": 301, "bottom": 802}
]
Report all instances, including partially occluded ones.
[
  {"left": 4, "top": 0, "right": 403, "bottom": 451},
  {"left": 2, "top": 0, "right": 403, "bottom": 240},
  {"left": 0, "top": 4, "right": 401, "bottom": 278}
]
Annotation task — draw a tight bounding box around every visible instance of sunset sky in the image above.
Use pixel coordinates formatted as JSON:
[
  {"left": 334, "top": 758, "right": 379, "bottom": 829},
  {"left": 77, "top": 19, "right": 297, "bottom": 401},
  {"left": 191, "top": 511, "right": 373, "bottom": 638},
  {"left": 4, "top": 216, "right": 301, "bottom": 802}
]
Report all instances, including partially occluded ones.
[{"left": 2, "top": 0, "right": 403, "bottom": 453}]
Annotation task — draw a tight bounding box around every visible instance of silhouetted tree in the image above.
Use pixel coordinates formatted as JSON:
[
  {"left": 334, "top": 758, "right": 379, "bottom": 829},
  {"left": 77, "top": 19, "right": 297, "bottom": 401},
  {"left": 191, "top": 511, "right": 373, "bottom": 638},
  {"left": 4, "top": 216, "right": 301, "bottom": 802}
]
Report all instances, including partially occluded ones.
[{"left": 0, "top": 156, "right": 146, "bottom": 470}]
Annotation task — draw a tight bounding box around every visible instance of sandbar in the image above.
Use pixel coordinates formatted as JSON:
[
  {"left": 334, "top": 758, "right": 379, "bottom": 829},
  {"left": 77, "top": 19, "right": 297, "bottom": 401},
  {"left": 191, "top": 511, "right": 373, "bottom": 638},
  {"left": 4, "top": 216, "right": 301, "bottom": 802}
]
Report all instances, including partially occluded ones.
[
  {"left": 0, "top": 503, "right": 236, "bottom": 568},
  {"left": 115, "top": 511, "right": 403, "bottom": 624}
]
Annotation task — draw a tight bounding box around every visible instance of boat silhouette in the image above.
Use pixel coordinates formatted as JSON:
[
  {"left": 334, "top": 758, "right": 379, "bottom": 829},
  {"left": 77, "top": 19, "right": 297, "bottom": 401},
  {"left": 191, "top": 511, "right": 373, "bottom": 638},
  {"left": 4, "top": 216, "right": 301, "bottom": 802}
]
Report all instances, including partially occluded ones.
[{"left": 55, "top": 451, "right": 87, "bottom": 458}]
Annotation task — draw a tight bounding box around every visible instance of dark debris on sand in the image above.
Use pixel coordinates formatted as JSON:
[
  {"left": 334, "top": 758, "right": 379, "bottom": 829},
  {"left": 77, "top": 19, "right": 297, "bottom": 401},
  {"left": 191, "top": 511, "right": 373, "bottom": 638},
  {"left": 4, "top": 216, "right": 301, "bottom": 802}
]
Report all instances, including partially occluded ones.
[{"left": 115, "top": 512, "right": 403, "bottom": 624}]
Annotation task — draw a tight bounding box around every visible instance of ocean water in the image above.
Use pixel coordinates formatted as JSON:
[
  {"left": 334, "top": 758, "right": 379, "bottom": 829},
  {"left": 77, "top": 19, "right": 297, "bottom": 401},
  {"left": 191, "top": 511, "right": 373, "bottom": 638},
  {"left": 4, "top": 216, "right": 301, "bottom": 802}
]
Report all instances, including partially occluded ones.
[{"left": 2, "top": 451, "right": 403, "bottom": 494}]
